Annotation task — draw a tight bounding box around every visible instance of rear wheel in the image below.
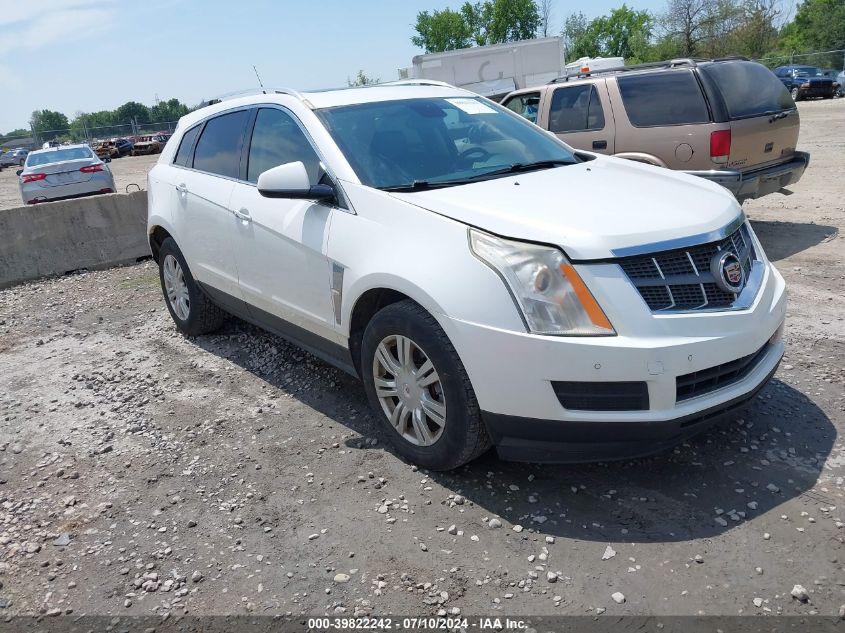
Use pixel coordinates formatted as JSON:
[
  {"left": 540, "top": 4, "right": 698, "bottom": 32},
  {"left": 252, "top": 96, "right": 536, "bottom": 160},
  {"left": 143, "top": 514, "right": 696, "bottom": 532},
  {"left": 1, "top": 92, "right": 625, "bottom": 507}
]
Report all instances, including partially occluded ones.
[
  {"left": 361, "top": 300, "right": 491, "bottom": 470},
  {"left": 158, "top": 238, "right": 226, "bottom": 336}
]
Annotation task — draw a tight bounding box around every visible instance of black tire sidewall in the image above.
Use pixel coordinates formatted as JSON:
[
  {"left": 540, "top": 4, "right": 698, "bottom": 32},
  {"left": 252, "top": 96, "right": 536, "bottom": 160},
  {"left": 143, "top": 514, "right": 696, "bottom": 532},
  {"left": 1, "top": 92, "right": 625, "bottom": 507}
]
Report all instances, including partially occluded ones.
[
  {"left": 158, "top": 238, "right": 205, "bottom": 335},
  {"left": 361, "top": 303, "right": 479, "bottom": 470}
]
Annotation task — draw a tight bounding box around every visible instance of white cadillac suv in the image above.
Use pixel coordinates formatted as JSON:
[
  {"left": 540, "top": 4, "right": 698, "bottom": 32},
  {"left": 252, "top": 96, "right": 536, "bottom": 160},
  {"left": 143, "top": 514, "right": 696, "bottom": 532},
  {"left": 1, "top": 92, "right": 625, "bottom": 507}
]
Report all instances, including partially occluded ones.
[{"left": 147, "top": 81, "right": 786, "bottom": 470}]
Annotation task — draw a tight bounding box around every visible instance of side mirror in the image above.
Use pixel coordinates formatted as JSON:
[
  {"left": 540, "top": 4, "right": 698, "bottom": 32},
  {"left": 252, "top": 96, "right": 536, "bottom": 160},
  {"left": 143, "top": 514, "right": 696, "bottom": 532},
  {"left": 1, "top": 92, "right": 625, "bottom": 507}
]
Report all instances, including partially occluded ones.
[
  {"left": 16, "top": 169, "right": 22, "bottom": 176},
  {"left": 257, "top": 161, "right": 334, "bottom": 201}
]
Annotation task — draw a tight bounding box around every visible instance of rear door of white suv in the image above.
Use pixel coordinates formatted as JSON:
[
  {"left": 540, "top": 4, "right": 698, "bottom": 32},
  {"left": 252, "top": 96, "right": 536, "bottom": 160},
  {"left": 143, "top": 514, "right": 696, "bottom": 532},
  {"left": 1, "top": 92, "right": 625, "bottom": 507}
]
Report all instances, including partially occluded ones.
[
  {"left": 227, "top": 106, "right": 336, "bottom": 338},
  {"left": 171, "top": 109, "right": 251, "bottom": 298}
]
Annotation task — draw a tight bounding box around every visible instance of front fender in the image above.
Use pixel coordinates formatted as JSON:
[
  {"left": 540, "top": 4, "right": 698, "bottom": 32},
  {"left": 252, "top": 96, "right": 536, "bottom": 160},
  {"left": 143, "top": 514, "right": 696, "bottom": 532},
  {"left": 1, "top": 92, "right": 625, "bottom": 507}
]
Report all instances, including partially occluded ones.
[{"left": 331, "top": 182, "right": 526, "bottom": 338}]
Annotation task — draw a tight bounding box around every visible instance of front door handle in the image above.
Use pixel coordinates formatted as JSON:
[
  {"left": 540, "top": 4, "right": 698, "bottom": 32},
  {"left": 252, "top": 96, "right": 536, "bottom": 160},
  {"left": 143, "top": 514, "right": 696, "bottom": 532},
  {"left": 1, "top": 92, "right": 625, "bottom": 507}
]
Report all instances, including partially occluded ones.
[
  {"left": 175, "top": 183, "right": 188, "bottom": 194},
  {"left": 592, "top": 140, "right": 608, "bottom": 150},
  {"left": 233, "top": 208, "right": 252, "bottom": 222}
]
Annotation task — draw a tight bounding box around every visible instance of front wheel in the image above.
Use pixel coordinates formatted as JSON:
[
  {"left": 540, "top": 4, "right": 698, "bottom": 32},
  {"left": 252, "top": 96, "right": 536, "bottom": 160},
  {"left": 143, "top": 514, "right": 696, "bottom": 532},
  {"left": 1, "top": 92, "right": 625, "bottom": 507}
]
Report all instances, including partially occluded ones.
[
  {"left": 157, "top": 238, "right": 226, "bottom": 336},
  {"left": 361, "top": 300, "right": 491, "bottom": 470},
  {"left": 791, "top": 88, "right": 801, "bottom": 101}
]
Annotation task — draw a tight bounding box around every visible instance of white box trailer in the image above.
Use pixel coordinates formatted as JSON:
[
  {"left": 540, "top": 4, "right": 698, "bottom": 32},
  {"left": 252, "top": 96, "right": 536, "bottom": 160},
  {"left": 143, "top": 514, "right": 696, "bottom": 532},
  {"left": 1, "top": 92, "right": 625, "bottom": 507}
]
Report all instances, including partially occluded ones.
[{"left": 400, "top": 37, "right": 566, "bottom": 100}]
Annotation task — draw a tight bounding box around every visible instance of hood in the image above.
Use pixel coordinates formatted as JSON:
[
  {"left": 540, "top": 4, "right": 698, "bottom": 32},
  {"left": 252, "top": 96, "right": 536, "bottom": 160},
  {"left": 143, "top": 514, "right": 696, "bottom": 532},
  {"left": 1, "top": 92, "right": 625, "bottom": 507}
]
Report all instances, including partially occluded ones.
[{"left": 390, "top": 157, "right": 741, "bottom": 260}]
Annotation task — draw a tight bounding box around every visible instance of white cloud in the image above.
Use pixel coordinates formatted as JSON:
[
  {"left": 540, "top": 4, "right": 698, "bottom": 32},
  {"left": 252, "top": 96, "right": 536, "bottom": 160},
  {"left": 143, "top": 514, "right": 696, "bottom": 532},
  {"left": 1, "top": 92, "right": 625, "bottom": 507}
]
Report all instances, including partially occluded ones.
[
  {"left": 0, "top": 0, "right": 109, "bottom": 27},
  {"left": 0, "top": 3, "right": 117, "bottom": 55}
]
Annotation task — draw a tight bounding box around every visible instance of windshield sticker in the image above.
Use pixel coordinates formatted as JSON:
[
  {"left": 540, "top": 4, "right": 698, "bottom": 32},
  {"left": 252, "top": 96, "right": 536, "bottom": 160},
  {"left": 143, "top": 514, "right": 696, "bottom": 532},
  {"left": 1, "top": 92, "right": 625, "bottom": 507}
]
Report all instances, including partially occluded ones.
[{"left": 446, "top": 98, "right": 496, "bottom": 115}]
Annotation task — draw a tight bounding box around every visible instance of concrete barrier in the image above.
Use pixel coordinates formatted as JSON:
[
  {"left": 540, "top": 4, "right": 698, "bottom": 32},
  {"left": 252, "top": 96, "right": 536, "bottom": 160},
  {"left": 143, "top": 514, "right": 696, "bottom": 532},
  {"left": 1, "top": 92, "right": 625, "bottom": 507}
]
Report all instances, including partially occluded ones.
[{"left": 0, "top": 191, "right": 149, "bottom": 289}]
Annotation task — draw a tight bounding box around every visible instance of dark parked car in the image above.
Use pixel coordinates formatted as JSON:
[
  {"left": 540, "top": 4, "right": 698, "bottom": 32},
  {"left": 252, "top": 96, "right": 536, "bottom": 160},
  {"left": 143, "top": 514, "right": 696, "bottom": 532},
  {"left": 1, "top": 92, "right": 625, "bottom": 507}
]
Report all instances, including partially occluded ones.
[
  {"left": 773, "top": 65, "right": 838, "bottom": 100},
  {"left": 115, "top": 138, "right": 134, "bottom": 156}
]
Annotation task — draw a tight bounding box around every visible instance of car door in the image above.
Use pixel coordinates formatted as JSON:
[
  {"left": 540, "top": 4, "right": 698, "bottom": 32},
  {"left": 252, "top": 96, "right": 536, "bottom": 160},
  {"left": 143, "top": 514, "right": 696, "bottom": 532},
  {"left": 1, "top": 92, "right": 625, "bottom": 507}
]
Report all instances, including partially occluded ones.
[
  {"left": 544, "top": 81, "right": 614, "bottom": 154},
  {"left": 228, "top": 106, "right": 336, "bottom": 339},
  {"left": 172, "top": 109, "right": 250, "bottom": 299}
]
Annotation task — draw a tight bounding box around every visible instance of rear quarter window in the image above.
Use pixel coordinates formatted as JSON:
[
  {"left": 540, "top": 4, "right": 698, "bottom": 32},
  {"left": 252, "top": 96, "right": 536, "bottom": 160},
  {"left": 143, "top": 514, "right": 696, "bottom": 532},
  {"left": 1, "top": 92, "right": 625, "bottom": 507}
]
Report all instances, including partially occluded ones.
[
  {"left": 173, "top": 125, "right": 201, "bottom": 167},
  {"left": 618, "top": 70, "right": 709, "bottom": 127},
  {"left": 700, "top": 61, "right": 794, "bottom": 119}
]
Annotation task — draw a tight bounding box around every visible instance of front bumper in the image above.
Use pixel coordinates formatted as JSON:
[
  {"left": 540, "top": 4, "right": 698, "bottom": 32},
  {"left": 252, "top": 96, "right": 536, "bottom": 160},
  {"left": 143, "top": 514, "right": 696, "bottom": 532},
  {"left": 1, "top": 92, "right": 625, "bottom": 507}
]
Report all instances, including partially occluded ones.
[
  {"left": 686, "top": 151, "right": 809, "bottom": 202},
  {"left": 437, "top": 258, "right": 786, "bottom": 463}
]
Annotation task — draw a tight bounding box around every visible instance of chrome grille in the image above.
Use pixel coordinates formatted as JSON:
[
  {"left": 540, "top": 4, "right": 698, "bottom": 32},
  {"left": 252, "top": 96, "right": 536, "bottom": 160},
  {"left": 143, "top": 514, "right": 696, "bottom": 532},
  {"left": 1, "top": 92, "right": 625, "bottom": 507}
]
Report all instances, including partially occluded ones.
[{"left": 619, "top": 224, "right": 756, "bottom": 311}]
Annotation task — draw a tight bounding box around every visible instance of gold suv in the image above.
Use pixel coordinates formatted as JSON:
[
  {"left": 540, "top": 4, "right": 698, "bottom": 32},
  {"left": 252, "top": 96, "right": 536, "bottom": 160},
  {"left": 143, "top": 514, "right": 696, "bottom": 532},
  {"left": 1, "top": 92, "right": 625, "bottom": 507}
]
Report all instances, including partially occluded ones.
[{"left": 502, "top": 58, "right": 809, "bottom": 202}]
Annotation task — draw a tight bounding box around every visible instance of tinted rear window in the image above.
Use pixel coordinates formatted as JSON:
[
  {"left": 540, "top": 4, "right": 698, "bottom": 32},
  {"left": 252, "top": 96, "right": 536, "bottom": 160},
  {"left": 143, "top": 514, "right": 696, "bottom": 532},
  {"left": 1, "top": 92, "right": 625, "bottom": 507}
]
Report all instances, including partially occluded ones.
[
  {"left": 174, "top": 125, "right": 201, "bottom": 167},
  {"left": 701, "top": 62, "right": 794, "bottom": 119},
  {"left": 27, "top": 147, "right": 93, "bottom": 166},
  {"left": 618, "top": 70, "right": 709, "bottom": 127},
  {"left": 548, "top": 84, "right": 605, "bottom": 132},
  {"left": 192, "top": 110, "right": 250, "bottom": 178}
]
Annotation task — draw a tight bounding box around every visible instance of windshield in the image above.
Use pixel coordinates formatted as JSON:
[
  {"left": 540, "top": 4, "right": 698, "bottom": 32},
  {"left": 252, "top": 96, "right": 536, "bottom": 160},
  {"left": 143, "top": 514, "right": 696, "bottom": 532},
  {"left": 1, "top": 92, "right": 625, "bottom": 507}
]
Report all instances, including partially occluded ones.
[
  {"left": 27, "top": 147, "right": 93, "bottom": 166},
  {"left": 794, "top": 67, "right": 822, "bottom": 77},
  {"left": 316, "top": 97, "right": 577, "bottom": 190}
]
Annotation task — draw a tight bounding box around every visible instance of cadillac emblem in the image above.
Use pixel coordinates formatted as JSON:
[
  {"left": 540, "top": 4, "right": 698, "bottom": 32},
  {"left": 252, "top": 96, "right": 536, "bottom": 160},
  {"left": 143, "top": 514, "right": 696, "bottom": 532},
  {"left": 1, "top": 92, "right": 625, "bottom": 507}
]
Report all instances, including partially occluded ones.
[{"left": 711, "top": 251, "right": 745, "bottom": 294}]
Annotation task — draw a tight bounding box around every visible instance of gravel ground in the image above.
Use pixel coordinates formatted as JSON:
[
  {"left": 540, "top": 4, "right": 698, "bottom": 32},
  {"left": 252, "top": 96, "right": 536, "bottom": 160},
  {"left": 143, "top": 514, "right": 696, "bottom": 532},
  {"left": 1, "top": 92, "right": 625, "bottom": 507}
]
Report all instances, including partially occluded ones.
[
  {"left": 0, "top": 98, "right": 843, "bottom": 621},
  {"left": 0, "top": 153, "right": 158, "bottom": 210}
]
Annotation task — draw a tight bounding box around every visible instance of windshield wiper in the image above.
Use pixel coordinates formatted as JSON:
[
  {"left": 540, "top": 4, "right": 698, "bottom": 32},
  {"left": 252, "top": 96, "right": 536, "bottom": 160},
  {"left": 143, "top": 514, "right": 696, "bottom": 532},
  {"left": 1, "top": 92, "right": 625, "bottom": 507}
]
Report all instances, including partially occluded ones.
[
  {"left": 380, "top": 179, "right": 472, "bottom": 192},
  {"left": 380, "top": 160, "right": 575, "bottom": 192},
  {"left": 470, "top": 159, "right": 575, "bottom": 180}
]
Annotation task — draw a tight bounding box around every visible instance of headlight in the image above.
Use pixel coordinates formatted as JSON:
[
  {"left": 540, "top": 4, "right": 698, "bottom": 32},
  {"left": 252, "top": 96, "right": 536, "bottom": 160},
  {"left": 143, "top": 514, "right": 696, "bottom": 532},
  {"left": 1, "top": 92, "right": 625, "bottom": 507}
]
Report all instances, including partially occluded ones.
[
  {"left": 469, "top": 229, "right": 615, "bottom": 336},
  {"left": 800, "top": 82, "right": 810, "bottom": 88}
]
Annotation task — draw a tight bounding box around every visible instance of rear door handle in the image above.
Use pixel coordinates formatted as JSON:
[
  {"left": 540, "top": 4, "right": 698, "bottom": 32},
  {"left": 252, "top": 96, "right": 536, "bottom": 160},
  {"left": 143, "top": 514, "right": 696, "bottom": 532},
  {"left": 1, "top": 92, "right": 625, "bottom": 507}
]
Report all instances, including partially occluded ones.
[
  {"left": 233, "top": 208, "right": 252, "bottom": 222},
  {"left": 592, "top": 140, "right": 608, "bottom": 150},
  {"left": 175, "top": 183, "right": 188, "bottom": 194}
]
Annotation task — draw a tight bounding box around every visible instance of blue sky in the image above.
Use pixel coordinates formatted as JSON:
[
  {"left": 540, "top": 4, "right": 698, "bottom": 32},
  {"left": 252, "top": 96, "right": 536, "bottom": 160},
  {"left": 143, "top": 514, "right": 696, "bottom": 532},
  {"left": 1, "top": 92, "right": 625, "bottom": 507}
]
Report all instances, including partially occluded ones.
[{"left": 0, "top": 0, "right": 673, "bottom": 133}]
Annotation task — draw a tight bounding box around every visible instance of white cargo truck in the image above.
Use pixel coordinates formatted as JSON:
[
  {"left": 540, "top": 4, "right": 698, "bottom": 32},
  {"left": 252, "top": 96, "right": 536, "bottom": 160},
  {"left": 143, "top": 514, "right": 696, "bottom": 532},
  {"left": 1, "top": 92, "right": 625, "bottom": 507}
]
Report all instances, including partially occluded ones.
[{"left": 400, "top": 37, "right": 566, "bottom": 100}]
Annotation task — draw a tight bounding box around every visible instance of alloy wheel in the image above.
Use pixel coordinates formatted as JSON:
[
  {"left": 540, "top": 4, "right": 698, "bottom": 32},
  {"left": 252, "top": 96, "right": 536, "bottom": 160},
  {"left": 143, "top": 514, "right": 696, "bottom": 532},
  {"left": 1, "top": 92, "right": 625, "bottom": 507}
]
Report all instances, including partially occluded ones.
[
  {"left": 372, "top": 334, "right": 446, "bottom": 446},
  {"left": 162, "top": 254, "right": 190, "bottom": 321}
]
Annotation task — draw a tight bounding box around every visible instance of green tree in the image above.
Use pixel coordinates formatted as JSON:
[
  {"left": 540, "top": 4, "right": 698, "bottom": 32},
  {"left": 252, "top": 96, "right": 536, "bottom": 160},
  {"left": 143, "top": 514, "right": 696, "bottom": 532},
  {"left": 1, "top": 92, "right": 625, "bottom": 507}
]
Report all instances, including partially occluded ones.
[
  {"left": 412, "top": 8, "right": 472, "bottom": 52},
  {"left": 347, "top": 70, "right": 380, "bottom": 86},
  {"left": 564, "top": 6, "right": 654, "bottom": 60},
  {"left": 562, "top": 12, "right": 592, "bottom": 57},
  {"left": 461, "top": 2, "right": 494, "bottom": 46},
  {"left": 412, "top": 0, "right": 542, "bottom": 52},
  {"left": 115, "top": 101, "right": 150, "bottom": 125},
  {"left": 780, "top": 0, "right": 845, "bottom": 62},
  {"left": 30, "top": 110, "right": 69, "bottom": 141},
  {"left": 150, "top": 98, "right": 189, "bottom": 123},
  {"left": 488, "top": 0, "right": 541, "bottom": 43}
]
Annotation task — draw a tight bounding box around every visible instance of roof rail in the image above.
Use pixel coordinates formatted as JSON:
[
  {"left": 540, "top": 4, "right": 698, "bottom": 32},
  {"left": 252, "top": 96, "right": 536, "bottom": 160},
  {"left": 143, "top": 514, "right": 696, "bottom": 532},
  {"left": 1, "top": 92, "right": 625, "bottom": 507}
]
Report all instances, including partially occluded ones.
[
  {"left": 207, "top": 87, "right": 308, "bottom": 103},
  {"left": 380, "top": 79, "right": 456, "bottom": 88},
  {"left": 547, "top": 56, "right": 752, "bottom": 83}
]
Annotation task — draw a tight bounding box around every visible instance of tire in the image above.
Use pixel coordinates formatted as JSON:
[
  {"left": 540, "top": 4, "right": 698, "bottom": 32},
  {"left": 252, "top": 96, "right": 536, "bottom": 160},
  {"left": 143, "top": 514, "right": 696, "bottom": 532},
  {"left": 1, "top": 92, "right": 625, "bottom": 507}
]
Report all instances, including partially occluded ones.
[
  {"left": 790, "top": 88, "right": 800, "bottom": 101},
  {"left": 361, "top": 300, "right": 491, "bottom": 470},
  {"left": 19, "top": 159, "right": 24, "bottom": 166},
  {"left": 157, "top": 237, "right": 226, "bottom": 336}
]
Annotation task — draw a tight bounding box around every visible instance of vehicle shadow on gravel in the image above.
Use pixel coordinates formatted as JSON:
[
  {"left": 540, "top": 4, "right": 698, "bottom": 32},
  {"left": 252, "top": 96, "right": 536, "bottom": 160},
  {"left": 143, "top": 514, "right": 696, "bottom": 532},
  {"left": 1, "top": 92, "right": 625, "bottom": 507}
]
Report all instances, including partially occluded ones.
[
  {"left": 194, "top": 322, "right": 835, "bottom": 544},
  {"left": 429, "top": 379, "right": 836, "bottom": 543},
  {"left": 751, "top": 219, "right": 837, "bottom": 261}
]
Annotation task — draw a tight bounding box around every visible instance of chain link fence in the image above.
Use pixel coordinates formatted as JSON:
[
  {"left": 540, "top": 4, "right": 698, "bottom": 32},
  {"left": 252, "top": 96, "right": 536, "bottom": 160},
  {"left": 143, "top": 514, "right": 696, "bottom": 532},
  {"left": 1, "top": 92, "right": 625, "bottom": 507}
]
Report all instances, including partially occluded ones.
[
  {"left": 754, "top": 49, "right": 845, "bottom": 71},
  {"left": 1, "top": 121, "right": 179, "bottom": 151}
]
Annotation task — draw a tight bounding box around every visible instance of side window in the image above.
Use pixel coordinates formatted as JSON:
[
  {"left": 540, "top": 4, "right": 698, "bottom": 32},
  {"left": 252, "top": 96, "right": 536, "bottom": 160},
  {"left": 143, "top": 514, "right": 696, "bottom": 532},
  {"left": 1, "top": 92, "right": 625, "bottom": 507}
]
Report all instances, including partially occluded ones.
[
  {"left": 503, "top": 92, "right": 541, "bottom": 124},
  {"left": 192, "top": 110, "right": 250, "bottom": 178},
  {"left": 618, "top": 71, "right": 709, "bottom": 127},
  {"left": 548, "top": 84, "right": 605, "bottom": 133},
  {"left": 246, "top": 108, "right": 322, "bottom": 184},
  {"left": 173, "top": 125, "right": 201, "bottom": 167}
]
